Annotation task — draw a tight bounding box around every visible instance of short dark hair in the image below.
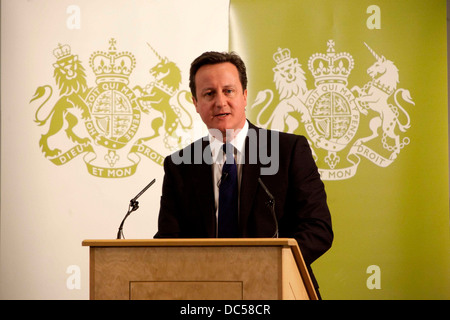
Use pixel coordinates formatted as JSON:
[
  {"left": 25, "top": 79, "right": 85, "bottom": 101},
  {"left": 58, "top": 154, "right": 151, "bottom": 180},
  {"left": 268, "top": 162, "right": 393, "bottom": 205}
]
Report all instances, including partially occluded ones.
[{"left": 189, "top": 51, "right": 247, "bottom": 99}]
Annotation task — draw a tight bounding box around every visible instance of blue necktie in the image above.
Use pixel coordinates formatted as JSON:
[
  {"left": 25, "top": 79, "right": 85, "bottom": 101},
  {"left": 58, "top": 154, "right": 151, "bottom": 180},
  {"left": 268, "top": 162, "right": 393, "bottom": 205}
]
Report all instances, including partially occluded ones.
[{"left": 218, "top": 143, "right": 239, "bottom": 237}]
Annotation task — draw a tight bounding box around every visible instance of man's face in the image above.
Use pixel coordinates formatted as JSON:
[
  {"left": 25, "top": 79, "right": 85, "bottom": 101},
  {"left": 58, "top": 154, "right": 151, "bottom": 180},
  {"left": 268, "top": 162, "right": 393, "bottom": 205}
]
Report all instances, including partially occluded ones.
[{"left": 192, "top": 62, "right": 247, "bottom": 140}]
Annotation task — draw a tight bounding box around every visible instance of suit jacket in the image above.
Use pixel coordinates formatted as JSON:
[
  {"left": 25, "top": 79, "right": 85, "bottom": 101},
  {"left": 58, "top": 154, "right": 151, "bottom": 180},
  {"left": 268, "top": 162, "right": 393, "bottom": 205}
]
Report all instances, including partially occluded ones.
[{"left": 154, "top": 121, "right": 333, "bottom": 290}]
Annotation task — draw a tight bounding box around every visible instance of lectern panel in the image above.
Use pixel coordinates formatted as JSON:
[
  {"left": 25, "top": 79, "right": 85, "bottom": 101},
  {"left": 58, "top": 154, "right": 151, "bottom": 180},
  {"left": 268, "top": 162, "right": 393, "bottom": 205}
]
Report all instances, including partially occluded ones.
[
  {"left": 130, "top": 281, "right": 243, "bottom": 300},
  {"left": 92, "top": 246, "right": 280, "bottom": 299}
]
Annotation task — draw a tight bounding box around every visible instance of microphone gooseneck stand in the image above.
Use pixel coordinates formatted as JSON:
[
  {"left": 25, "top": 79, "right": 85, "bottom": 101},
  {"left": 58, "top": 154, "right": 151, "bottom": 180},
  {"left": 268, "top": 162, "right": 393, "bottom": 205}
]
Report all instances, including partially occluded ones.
[
  {"left": 116, "top": 178, "right": 156, "bottom": 239},
  {"left": 257, "top": 177, "right": 279, "bottom": 238}
]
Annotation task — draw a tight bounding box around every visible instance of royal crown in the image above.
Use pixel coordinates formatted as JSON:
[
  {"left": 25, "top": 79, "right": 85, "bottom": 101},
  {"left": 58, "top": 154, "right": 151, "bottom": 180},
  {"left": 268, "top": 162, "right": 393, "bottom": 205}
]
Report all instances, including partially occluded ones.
[
  {"left": 273, "top": 47, "right": 292, "bottom": 64},
  {"left": 308, "top": 40, "right": 354, "bottom": 85},
  {"left": 53, "top": 43, "right": 72, "bottom": 60},
  {"left": 89, "top": 38, "right": 136, "bottom": 84}
]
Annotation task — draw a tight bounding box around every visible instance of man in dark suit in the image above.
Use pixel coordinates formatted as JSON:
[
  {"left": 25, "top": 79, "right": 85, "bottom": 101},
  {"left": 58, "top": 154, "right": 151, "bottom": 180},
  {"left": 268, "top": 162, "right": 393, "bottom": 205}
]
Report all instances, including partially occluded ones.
[{"left": 154, "top": 51, "right": 333, "bottom": 296}]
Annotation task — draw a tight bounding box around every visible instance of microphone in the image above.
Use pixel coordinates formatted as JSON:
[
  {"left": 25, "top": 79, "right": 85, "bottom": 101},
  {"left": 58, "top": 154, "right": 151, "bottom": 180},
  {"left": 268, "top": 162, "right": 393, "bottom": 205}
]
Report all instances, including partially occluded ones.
[
  {"left": 257, "top": 177, "right": 278, "bottom": 238},
  {"left": 116, "top": 178, "right": 156, "bottom": 239}
]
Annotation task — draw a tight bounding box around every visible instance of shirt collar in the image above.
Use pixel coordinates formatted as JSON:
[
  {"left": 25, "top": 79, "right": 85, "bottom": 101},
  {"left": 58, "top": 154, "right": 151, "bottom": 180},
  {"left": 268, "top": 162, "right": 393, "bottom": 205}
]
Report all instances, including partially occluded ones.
[{"left": 208, "top": 120, "right": 249, "bottom": 163}]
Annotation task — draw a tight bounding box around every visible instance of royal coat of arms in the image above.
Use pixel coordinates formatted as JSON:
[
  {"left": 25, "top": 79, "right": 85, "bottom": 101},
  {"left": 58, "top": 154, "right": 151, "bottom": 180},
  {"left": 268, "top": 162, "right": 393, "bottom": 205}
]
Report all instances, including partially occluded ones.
[
  {"left": 30, "top": 38, "right": 194, "bottom": 178},
  {"left": 251, "top": 40, "right": 414, "bottom": 180}
]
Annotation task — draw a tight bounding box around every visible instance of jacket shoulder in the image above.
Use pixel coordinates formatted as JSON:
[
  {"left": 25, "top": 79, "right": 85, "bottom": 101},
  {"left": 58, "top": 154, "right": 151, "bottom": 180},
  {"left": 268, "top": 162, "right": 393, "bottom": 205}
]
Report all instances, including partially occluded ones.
[
  {"left": 164, "top": 136, "right": 211, "bottom": 166},
  {"left": 248, "top": 121, "right": 308, "bottom": 146}
]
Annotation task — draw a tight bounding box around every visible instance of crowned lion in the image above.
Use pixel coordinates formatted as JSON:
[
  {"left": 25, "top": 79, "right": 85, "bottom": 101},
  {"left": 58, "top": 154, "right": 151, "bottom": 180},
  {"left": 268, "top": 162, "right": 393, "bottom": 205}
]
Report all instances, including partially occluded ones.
[
  {"left": 31, "top": 44, "right": 91, "bottom": 158},
  {"left": 251, "top": 48, "right": 309, "bottom": 133}
]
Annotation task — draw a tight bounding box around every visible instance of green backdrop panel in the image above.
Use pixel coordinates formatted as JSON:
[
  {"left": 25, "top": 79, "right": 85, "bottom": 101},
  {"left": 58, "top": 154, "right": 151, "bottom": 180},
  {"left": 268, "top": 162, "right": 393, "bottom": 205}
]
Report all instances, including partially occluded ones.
[{"left": 230, "top": 0, "right": 450, "bottom": 299}]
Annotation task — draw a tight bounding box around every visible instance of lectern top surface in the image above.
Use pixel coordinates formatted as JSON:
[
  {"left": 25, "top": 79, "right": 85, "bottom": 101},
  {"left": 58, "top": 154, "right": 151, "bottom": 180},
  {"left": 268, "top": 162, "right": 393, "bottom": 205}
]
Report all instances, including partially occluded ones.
[{"left": 82, "top": 238, "right": 298, "bottom": 247}]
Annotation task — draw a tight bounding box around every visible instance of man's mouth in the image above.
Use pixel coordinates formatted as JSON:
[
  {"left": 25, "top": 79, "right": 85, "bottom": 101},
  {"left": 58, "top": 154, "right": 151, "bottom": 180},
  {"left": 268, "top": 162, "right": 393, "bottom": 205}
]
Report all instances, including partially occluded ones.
[{"left": 215, "top": 113, "right": 231, "bottom": 118}]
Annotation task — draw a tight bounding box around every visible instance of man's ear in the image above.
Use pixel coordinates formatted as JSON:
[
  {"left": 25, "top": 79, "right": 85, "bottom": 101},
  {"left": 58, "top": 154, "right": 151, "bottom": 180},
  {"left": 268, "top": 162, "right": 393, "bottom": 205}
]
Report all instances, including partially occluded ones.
[{"left": 192, "top": 95, "right": 199, "bottom": 113}]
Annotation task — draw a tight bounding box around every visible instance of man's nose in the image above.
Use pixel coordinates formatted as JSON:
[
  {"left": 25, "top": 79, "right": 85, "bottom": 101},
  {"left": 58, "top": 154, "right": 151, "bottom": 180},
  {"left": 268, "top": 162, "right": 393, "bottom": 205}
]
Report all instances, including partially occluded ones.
[{"left": 214, "top": 92, "right": 227, "bottom": 107}]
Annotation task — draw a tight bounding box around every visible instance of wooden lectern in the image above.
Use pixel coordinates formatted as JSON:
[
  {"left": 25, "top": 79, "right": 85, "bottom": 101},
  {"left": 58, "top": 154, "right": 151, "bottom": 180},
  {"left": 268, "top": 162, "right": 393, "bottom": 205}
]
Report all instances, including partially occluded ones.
[{"left": 82, "top": 238, "right": 318, "bottom": 300}]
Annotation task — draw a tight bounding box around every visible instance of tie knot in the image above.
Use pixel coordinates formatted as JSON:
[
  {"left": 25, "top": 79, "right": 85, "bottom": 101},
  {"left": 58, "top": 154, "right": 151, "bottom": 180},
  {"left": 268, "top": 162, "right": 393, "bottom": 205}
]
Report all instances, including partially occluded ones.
[{"left": 222, "top": 143, "right": 235, "bottom": 164}]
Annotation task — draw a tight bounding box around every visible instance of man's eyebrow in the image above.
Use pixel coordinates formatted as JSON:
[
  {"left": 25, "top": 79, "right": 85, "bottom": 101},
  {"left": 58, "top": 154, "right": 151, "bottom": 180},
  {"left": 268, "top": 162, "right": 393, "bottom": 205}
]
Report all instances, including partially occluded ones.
[
  {"left": 201, "top": 84, "right": 236, "bottom": 91},
  {"left": 222, "top": 85, "right": 237, "bottom": 90},
  {"left": 201, "top": 87, "right": 216, "bottom": 93}
]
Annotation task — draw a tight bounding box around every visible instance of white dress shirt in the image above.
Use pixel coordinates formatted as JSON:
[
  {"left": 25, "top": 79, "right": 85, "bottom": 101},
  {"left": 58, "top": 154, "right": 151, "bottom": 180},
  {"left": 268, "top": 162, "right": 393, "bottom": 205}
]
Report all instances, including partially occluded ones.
[{"left": 208, "top": 120, "right": 249, "bottom": 235}]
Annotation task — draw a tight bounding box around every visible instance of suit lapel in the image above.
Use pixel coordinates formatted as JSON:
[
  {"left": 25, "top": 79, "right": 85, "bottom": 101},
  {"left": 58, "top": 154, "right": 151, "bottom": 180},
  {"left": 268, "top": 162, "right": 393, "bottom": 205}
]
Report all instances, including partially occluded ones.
[
  {"left": 191, "top": 138, "right": 216, "bottom": 237},
  {"left": 239, "top": 123, "right": 263, "bottom": 234}
]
